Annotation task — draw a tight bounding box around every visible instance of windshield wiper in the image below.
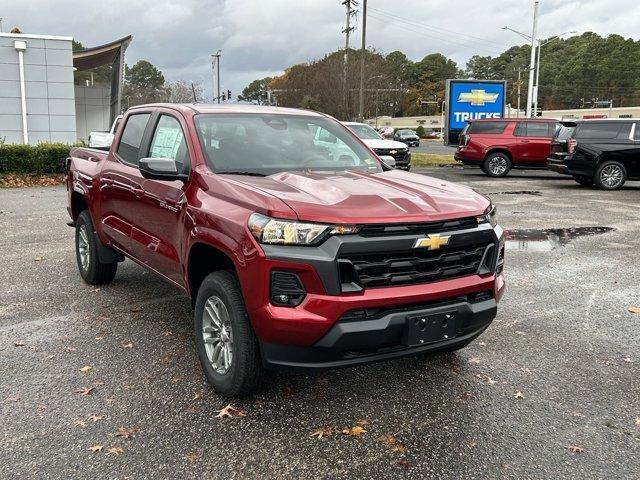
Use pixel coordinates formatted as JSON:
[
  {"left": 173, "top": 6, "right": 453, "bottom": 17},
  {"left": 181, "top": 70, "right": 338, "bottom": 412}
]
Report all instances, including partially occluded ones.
[{"left": 216, "top": 171, "right": 267, "bottom": 177}]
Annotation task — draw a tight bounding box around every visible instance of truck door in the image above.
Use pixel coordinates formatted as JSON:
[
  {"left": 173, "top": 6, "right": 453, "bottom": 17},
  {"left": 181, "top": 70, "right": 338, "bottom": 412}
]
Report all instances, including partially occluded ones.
[
  {"left": 98, "top": 112, "right": 152, "bottom": 257},
  {"left": 134, "top": 113, "right": 191, "bottom": 287}
]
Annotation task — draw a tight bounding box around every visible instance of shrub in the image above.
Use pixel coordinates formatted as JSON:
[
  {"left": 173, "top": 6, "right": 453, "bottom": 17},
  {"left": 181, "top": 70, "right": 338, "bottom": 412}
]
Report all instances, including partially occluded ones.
[
  {"left": 0, "top": 143, "right": 72, "bottom": 174},
  {"left": 415, "top": 125, "right": 426, "bottom": 138}
]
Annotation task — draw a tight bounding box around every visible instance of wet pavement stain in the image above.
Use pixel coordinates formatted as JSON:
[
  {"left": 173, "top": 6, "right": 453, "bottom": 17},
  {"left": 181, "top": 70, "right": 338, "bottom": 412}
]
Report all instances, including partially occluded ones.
[
  {"left": 487, "top": 190, "right": 543, "bottom": 196},
  {"left": 505, "top": 226, "right": 615, "bottom": 251}
]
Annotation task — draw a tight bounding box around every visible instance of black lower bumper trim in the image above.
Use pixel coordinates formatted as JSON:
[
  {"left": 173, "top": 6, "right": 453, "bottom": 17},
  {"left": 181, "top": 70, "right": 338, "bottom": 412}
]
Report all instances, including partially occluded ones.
[{"left": 260, "top": 298, "right": 496, "bottom": 371}]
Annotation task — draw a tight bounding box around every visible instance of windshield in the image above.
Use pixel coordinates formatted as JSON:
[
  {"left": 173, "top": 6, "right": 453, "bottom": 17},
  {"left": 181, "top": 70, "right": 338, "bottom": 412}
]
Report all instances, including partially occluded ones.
[
  {"left": 346, "top": 123, "right": 383, "bottom": 140},
  {"left": 398, "top": 130, "right": 415, "bottom": 136},
  {"left": 555, "top": 125, "right": 575, "bottom": 140},
  {"left": 195, "top": 114, "right": 381, "bottom": 176}
]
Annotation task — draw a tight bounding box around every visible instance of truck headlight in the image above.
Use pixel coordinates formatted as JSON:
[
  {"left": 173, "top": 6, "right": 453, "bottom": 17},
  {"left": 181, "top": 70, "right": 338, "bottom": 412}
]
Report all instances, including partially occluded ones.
[
  {"left": 476, "top": 205, "right": 497, "bottom": 227},
  {"left": 248, "top": 213, "right": 359, "bottom": 246}
]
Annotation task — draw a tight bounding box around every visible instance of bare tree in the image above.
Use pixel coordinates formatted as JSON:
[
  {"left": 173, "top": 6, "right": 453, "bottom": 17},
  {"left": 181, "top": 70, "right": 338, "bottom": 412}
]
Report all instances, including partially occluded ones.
[{"left": 166, "top": 81, "right": 204, "bottom": 103}]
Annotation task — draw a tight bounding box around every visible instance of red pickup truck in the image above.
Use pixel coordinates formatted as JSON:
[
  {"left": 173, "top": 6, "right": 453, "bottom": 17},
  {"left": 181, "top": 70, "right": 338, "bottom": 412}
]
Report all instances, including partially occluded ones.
[{"left": 67, "top": 104, "right": 505, "bottom": 396}]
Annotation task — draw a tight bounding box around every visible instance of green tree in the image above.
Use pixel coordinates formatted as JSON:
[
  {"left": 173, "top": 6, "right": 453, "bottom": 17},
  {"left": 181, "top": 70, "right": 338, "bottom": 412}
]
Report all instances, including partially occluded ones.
[
  {"left": 238, "top": 77, "right": 273, "bottom": 104},
  {"left": 299, "top": 95, "right": 320, "bottom": 111},
  {"left": 122, "top": 60, "right": 168, "bottom": 108},
  {"left": 72, "top": 40, "right": 112, "bottom": 86}
]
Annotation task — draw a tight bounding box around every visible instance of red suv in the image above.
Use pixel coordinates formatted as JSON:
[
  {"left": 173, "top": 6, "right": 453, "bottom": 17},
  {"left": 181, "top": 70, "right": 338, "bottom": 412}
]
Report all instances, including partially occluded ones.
[{"left": 455, "top": 118, "right": 560, "bottom": 177}]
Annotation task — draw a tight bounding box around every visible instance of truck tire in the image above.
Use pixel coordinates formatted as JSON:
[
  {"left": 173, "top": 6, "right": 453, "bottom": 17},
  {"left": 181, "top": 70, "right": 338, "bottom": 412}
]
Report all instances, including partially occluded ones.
[
  {"left": 483, "top": 152, "right": 512, "bottom": 177},
  {"left": 594, "top": 160, "right": 627, "bottom": 190},
  {"left": 194, "top": 271, "right": 262, "bottom": 397},
  {"left": 573, "top": 175, "right": 593, "bottom": 187},
  {"left": 75, "top": 210, "right": 117, "bottom": 285}
]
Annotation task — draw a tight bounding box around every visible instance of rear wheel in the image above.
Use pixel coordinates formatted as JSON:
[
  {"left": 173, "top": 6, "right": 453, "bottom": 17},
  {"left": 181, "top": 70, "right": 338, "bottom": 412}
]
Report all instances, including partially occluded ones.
[
  {"left": 573, "top": 175, "right": 593, "bottom": 187},
  {"left": 194, "top": 271, "right": 262, "bottom": 397},
  {"left": 75, "top": 210, "right": 117, "bottom": 285},
  {"left": 483, "top": 152, "right": 512, "bottom": 177},
  {"left": 594, "top": 161, "right": 626, "bottom": 190}
]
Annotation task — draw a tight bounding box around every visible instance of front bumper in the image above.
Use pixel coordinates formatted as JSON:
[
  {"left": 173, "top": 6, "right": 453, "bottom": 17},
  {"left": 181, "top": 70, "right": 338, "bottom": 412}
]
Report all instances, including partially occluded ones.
[{"left": 261, "top": 294, "right": 497, "bottom": 371}]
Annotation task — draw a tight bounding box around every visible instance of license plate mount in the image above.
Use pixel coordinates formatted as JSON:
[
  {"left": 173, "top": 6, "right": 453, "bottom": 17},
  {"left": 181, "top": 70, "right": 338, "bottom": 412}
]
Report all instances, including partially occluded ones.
[{"left": 404, "top": 310, "right": 459, "bottom": 346}]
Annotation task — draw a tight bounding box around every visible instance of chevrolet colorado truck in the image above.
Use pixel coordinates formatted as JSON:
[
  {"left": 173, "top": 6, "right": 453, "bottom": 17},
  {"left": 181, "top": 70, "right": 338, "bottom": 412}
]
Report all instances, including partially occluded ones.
[{"left": 67, "top": 103, "right": 505, "bottom": 397}]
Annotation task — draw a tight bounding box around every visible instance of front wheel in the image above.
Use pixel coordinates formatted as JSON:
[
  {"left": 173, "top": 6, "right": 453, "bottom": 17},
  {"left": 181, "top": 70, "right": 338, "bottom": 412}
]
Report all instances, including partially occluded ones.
[
  {"left": 483, "top": 153, "right": 512, "bottom": 177},
  {"left": 594, "top": 161, "right": 627, "bottom": 190},
  {"left": 75, "top": 210, "right": 117, "bottom": 285},
  {"left": 194, "top": 271, "right": 262, "bottom": 397},
  {"left": 573, "top": 175, "right": 593, "bottom": 187}
]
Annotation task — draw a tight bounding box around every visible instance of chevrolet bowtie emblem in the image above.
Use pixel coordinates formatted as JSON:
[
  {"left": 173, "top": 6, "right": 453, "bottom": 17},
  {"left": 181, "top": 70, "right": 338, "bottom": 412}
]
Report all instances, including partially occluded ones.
[
  {"left": 458, "top": 89, "right": 499, "bottom": 106},
  {"left": 414, "top": 234, "right": 451, "bottom": 250}
]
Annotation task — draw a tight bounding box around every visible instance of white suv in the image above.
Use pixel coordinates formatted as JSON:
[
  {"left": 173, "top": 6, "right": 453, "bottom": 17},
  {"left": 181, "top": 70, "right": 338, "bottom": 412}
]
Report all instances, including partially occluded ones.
[{"left": 343, "top": 122, "right": 411, "bottom": 170}]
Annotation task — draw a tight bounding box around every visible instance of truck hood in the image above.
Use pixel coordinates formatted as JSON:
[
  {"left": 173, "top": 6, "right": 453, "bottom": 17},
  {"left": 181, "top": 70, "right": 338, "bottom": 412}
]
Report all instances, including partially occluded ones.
[
  {"left": 226, "top": 169, "right": 490, "bottom": 224},
  {"left": 361, "top": 139, "right": 409, "bottom": 150}
]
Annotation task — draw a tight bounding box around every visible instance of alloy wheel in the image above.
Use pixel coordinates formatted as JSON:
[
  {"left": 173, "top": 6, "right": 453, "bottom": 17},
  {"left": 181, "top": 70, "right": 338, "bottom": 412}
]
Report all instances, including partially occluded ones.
[
  {"left": 600, "top": 164, "right": 624, "bottom": 189},
  {"left": 488, "top": 156, "right": 508, "bottom": 176},
  {"left": 202, "top": 295, "right": 234, "bottom": 375},
  {"left": 78, "top": 224, "right": 90, "bottom": 272}
]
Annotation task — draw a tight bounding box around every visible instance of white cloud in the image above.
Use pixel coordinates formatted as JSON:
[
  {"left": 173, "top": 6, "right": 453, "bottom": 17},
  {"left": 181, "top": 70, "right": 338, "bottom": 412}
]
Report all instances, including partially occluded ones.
[{"left": 3, "top": 0, "right": 638, "bottom": 100}]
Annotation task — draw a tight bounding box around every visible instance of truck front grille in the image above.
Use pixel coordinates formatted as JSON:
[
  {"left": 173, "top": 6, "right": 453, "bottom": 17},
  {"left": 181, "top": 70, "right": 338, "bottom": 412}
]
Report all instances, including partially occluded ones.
[{"left": 339, "top": 242, "right": 490, "bottom": 289}]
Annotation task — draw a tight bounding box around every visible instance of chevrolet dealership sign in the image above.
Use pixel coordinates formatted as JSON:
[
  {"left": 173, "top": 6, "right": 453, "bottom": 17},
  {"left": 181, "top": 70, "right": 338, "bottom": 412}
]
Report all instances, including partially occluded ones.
[{"left": 444, "top": 79, "right": 506, "bottom": 144}]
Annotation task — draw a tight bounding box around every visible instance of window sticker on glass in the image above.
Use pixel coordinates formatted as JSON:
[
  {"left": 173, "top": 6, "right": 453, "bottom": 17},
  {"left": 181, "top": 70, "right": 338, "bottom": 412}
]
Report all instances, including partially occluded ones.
[{"left": 151, "top": 126, "right": 183, "bottom": 159}]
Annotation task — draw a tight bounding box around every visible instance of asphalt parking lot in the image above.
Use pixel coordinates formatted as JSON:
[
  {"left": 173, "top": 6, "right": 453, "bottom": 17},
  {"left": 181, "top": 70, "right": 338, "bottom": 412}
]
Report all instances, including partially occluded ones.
[{"left": 1, "top": 168, "right": 639, "bottom": 479}]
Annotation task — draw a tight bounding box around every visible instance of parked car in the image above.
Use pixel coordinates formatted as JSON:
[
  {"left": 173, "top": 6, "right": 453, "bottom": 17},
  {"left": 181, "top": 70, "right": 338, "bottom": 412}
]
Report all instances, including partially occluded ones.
[
  {"left": 88, "top": 115, "right": 123, "bottom": 148},
  {"left": 394, "top": 129, "right": 420, "bottom": 147},
  {"left": 455, "top": 118, "right": 560, "bottom": 177},
  {"left": 343, "top": 121, "right": 412, "bottom": 170},
  {"left": 547, "top": 119, "right": 640, "bottom": 189},
  {"left": 66, "top": 104, "right": 505, "bottom": 397}
]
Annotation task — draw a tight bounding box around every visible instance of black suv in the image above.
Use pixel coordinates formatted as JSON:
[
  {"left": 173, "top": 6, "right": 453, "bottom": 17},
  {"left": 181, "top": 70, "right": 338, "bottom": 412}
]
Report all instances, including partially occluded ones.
[
  {"left": 548, "top": 119, "right": 640, "bottom": 189},
  {"left": 394, "top": 129, "right": 420, "bottom": 147}
]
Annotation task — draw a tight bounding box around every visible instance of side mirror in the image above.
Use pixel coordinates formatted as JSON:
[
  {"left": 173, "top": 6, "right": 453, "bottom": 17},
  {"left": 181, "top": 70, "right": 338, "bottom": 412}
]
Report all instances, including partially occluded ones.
[
  {"left": 139, "top": 157, "right": 187, "bottom": 181},
  {"left": 378, "top": 155, "right": 396, "bottom": 170}
]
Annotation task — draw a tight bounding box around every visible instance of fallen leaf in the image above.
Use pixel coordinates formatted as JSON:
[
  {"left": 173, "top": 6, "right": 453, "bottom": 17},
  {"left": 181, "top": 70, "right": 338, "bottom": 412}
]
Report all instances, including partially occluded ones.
[
  {"left": 570, "top": 411, "right": 585, "bottom": 418},
  {"left": 192, "top": 390, "right": 206, "bottom": 401},
  {"left": 311, "top": 427, "right": 336, "bottom": 439},
  {"left": 383, "top": 435, "right": 407, "bottom": 453},
  {"left": 342, "top": 426, "right": 366, "bottom": 436},
  {"left": 185, "top": 405, "right": 204, "bottom": 414},
  {"left": 185, "top": 452, "right": 200, "bottom": 463},
  {"left": 461, "top": 391, "right": 477, "bottom": 400},
  {"left": 34, "top": 256, "right": 44, "bottom": 262},
  {"left": 79, "top": 365, "right": 92, "bottom": 373},
  {"left": 75, "top": 387, "right": 94, "bottom": 396},
  {"left": 120, "top": 342, "right": 134, "bottom": 349},
  {"left": 215, "top": 404, "right": 246, "bottom": 419},
  {"left": 64, "top": 346, "right": 77, "bottom": 353},
  {"left": 635, "top": 417, "right": 640, "bottom": 426},
  {"left": 171, "top": 376, "right": 186, "bottom": 384},
  {"left": 106, "top": 447, "right": 124, "bottom": 456},
  {"left": 130, "top": 307, "right": 143, "bottom": 313},
  {"left": 468, "top": 439, "right": 477, "bottom": 449},
  {"left": 628, "top": 306, "right": 640, "bottom": 314},
  {"left": 14, "top": 340, "right": 26, "bottom": 347},
  {"left": 468, "top": 357, "right": 481, "bottom": 364},
  {"left": 514, "top": 391, "right": 525, "bottom": 399},
  {"left": 451, "top": 365, "right": 461, "bottom": 374},
  {"left": 476, "top": 374, "right": 496, "bottom": 385},
  {"left": 395, "top": 459, "right": 412, "bottom": 470},
  {"left": 114, "top": 426, "right": 139, "bottom": 439},
  {"left": 74, "top": 419, "right": 87, "bottom": 428},
  {"left": 161, "top": 331, "right": 173, "bottom": 336},
  {"left": 88, "top": 414, "right": 104, "bottom": 422},
  {"left": 622, "top": 356, "right": 632, "bottom": 363},
  {"left": 565, "top": 444, "right": 584, "bottom": 453},
  {"left": 88, "top": 445, "right": 103, "bottom": 453},
  {"left": 356, "top": 419, "right": 370, "bottom": 426}
]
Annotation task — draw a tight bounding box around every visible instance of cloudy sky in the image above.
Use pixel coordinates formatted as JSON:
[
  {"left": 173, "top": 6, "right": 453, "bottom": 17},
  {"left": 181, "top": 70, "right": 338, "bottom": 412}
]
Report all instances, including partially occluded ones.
[{"left": 3, "top": 0, "right": 638, "bottom": 99}]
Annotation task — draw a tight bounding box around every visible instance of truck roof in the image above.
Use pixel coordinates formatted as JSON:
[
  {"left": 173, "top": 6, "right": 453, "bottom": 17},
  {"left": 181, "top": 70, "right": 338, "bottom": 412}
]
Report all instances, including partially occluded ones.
[{"left": 127, "top": 103, "right": 327, "bottom": 117}]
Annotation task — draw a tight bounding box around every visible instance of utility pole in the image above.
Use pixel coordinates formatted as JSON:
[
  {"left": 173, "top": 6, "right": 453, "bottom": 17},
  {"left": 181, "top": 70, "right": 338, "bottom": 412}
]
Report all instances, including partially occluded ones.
[
  {"left": 342, "top": 0, "right": 357, "bottom": 118},
  {"left": 517, "top": 67, "right": 522, "bottom": 118},
  {"left": 358, "top": 0, "right": 367, "bottom": 121},
  {"left": 210, "top": 50, "right": 222, "bottom": 104},
  {"left": 525, "top": 0, "right": 539, "bottom": 118}
]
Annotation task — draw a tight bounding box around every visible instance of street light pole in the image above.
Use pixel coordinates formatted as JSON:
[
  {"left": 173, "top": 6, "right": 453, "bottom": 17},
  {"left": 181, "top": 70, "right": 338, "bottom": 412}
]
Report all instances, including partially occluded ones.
[
  {"left": 525, "top": 0, "right": 539, "bottom": 118},
  {"left": 358, "top": 0, "right": 367, "bottom": 121},
  {"left": 533, "top": 31, "right": 576, "bottom": 116},
  {"left": 211, "top": 50, "right": 222, "bottom": 104}
]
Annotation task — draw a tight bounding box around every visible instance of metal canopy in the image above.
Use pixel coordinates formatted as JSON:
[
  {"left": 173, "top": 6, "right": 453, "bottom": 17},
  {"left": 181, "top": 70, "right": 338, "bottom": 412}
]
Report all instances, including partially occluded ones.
[{"left": 73, "top": 35, "right": 132, "bottom": 122}]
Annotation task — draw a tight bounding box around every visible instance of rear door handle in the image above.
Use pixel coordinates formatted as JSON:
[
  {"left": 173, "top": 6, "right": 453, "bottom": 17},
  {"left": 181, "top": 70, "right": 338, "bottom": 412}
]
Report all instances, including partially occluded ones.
[{"left": 132, "top": 185, "right": 145, "bottom": 198}]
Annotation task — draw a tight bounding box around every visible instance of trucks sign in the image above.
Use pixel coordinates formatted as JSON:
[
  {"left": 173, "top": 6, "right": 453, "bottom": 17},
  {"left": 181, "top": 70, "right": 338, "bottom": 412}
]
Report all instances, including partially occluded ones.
[{"left": 444, "top": 79, "right": 506, "bottom": 144}]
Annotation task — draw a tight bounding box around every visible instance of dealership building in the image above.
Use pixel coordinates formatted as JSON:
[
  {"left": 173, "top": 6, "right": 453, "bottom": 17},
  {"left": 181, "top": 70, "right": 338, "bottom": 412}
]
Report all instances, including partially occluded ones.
[{"left": 0, "top": 32, "right": 130, "bottom": 145}]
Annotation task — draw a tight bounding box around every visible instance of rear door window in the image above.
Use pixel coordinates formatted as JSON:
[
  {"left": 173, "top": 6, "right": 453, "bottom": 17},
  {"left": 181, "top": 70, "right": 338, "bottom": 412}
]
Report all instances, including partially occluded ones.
[
  {"left": 116, "top": 113, "right": 151, "bottom": 166},
  {"left": 526, "top": 122, "right": 553, "bottom": 137},
  {"left": 635, "top": 123, "right": 640, "bottom": 141},
  {"left": 575, "top": 123, "right": 628, "bottom": 140},
  {"left": 468, "top": 121, "right": 508, "bottom": 134}
]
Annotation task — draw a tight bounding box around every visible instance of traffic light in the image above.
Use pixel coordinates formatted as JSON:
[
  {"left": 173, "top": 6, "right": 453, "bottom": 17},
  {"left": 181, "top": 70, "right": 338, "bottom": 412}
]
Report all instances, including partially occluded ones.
[
  {"left": 221, "top": 92, "right": 226, "bottom": 101},
  {"left": 227, "top": 90, "right": 231, "bottom": 100}
]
